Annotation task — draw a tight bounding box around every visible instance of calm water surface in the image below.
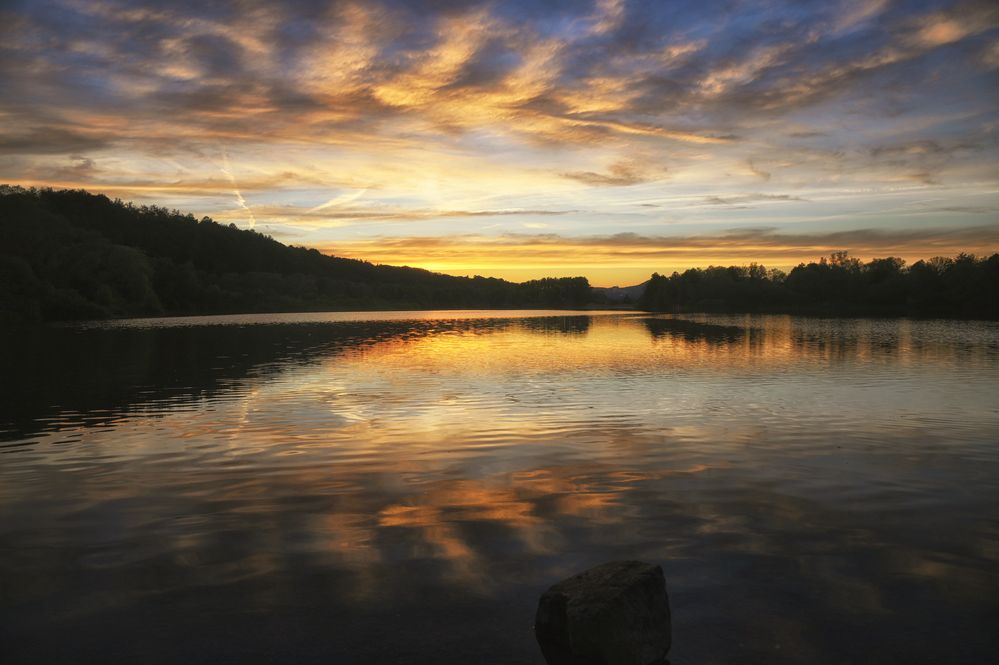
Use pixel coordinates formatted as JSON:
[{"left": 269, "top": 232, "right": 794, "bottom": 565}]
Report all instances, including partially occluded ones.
[{"left": 2, "top": 311, "right": 998, "bottom": 664}]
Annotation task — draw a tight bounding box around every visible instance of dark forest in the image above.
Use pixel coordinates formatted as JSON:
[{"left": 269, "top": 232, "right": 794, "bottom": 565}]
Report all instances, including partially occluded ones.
[{"left": 0, "top": 186, "right": 591, "bottom": 322}]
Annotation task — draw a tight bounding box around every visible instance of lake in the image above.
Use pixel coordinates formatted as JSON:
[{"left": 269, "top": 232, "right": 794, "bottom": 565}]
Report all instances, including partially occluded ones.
[{"left": 1, "top": 311, "right": 997, "bottom": 664}]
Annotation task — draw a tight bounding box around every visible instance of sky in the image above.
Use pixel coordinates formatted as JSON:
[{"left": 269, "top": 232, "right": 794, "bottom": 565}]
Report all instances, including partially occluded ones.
[{"left": 1, "top": 0, "right": 998, "bottom": 286}]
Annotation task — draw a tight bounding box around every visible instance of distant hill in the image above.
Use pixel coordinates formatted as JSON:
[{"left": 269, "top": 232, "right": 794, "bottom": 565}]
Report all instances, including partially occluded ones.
[
  {"left": 0, "top": 186, "right": 592, "bottom": 323},
  {"left": 591, "top": 282, "right": 647, "bottom": 303}
]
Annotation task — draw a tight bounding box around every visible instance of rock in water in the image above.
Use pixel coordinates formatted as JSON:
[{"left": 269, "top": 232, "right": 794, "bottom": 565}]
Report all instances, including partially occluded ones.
[{"left": 535, "top": 561, "right": 671, "bottom": 665}]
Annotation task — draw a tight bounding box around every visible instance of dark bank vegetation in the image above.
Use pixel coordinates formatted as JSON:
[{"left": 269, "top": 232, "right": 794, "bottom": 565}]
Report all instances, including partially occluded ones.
[
  {"left": 0, "top": 186, "right": 591, "bottom": 322},
  {"left": 638, "top": 251, "right": 999, "bottom": 319}
]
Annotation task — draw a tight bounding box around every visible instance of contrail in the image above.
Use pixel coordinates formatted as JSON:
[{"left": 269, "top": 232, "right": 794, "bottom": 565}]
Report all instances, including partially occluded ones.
[
  {"left": 220, "top": 148, "right": 256, "bottom": 229},
  {"left": 308, "top": 188, "right": 367, "bottom": 213}
]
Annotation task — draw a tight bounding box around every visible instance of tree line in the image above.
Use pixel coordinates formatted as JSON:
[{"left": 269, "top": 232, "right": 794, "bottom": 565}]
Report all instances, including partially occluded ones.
[
  {"left": 637, "top": 250, "right": 999, "bottom": 319},
  {"left": 0, "top": 186, "right": 591, "bottom": 323},
  {"left": 3, "top": 186, "right": 995, "bottom": 322}
]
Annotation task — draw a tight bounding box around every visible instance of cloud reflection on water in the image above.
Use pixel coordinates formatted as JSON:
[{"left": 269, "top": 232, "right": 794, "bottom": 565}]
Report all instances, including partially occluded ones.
[{"left": 1, "top": 312, "right": 998, "bottom": 663}]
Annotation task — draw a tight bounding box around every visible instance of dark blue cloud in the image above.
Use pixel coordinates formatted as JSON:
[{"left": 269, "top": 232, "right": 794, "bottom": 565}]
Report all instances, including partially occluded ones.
[{"left": 0, "top": 0, "right": 995, "bottom": 164}]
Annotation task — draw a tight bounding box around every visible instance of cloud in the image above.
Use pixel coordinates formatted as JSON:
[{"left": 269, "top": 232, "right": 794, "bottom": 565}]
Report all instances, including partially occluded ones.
[
  {"left": 833, "top": 0, "right": 890, "bottom": 34},
  {"left": 0, "top": 169, "right": 336, "bottom": 199},
  {"left": 45, "top": 154, "right": 101, "bottom": 180},
  {"left": 867, "top": 138, "right": 986, "bottom": 184},
  {"left": 703, "top": 194, "right": 805, "bottom": 206},
  {"left": 318, "top": 225, "right": 999, "bottom": 274},
  {"left": 381, "top": 225, "right": 999, "bottom": 251},
  {"left": 0, "top": 127, "right": 112, "bottom": 155},
  {"left": 211, "top": 204, "right": 579, "bottom": 226},
  {"left": 561, "top": 160, "right": 665, "bottom": 186},
  {"left": 931, "top": 205, "right": 999, "bottom": 215},
  {"left": 906, "top": 2, "right": 999, "bottom": 48},
  {"left": 2, "top": 0, "right": 995, "bottom": 159},
  {"left": 869, "top": 140, "right": 978, "bottom": 158},
  {"left": 746, "top": 160, "right": 771, "bottom": 181}
]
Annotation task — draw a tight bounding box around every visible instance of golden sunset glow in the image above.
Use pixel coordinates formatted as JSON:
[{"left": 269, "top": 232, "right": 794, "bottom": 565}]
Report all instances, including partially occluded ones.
[{"left": 1, "top": 0, "right": 997, "bottom": 284}]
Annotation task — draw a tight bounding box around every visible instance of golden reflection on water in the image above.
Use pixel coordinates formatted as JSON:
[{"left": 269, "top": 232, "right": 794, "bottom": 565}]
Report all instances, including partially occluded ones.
[
  {"left": 304, "top": 313, "right": 996, "bottom": 377},
  {"left": 2, "top": 313, "right": 998, "bottom": 663}
]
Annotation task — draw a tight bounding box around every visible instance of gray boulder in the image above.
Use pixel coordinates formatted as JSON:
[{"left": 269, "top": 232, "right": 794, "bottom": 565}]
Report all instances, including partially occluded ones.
[{"left": 535, "top": 561, "right": 671, "bottom": 665}]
